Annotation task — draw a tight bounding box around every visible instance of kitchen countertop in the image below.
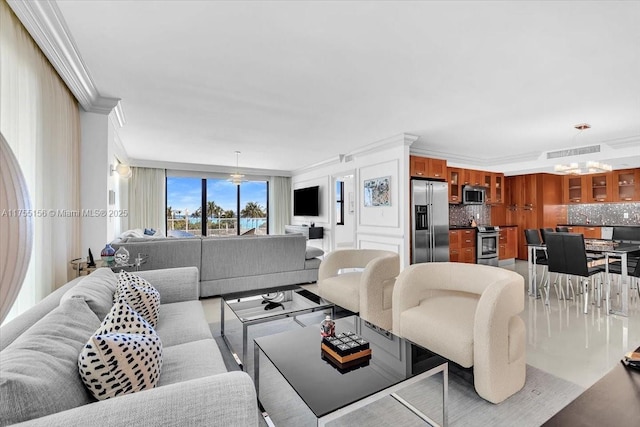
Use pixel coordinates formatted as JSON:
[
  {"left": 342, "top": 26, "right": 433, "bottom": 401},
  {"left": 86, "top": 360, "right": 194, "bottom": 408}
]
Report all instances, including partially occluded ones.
[
  {"left": 557, "top": 224, "right": 640, "bottom": 228},
  {"left": 449, "top": 224, "right": 518, "bottom": 229}
]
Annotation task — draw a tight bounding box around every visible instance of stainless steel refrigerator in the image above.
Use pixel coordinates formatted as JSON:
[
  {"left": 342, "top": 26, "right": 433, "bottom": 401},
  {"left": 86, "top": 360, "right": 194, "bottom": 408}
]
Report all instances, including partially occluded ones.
[{"left": 411, "top": 179, "right": 450, "bottom": 263}]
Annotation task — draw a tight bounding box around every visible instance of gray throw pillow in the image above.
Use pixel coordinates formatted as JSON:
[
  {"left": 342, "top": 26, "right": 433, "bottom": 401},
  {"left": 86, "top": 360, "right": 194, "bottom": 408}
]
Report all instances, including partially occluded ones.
[
  {"left": 60, "top": 268, "right": 118, "bottom": 321},
  {"left": 0, "top": 297, "right": 101, "bottom": 425},
  {"left": 305, "top": 246, "right": 325, "bottom": 259}
]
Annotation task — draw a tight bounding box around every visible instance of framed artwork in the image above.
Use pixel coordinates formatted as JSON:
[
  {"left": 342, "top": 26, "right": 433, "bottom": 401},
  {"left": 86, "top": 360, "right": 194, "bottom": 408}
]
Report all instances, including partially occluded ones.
[{"left": 363, "top": 176, "right": 391, "bottom": 207}]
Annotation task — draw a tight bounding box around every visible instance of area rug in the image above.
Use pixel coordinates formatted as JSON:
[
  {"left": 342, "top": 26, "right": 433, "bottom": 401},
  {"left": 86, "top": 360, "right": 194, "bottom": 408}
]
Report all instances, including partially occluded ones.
[{"left": 209, "top": 313, "right": 584, "bottom": 427}]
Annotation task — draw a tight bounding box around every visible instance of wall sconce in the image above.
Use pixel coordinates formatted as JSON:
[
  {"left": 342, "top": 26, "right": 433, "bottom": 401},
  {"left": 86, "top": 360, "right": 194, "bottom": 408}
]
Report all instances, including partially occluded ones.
[{"left": 110, "top": 163, "right": 132, "bottom": 179}]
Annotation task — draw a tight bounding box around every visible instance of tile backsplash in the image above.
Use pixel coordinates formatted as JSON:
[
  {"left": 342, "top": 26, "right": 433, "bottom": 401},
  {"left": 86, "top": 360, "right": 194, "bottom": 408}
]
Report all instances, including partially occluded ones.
[
  {"left": 449, "top": 204, "right": 491, "bottom": 226},
  {"left": 567, "top": 203, "right": 640, "bottom": 225}
]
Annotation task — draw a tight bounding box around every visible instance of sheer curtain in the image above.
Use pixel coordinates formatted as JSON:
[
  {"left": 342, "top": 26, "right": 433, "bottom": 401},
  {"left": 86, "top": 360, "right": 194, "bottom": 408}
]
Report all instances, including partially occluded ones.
[
  {"left": 269, "top": 176, "right": 291, "bottom": 235},
  {"left": 128, "top": 167, "right": 166, "bottom": 233},
  {"left": 0, "top": 0, "right": 81, "bottom": 323}
]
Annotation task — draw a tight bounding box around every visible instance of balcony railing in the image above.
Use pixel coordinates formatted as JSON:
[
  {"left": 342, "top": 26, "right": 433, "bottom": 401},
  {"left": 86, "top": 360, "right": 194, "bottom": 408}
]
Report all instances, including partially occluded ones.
[{"left": 167, "top": 217, "right": 267, "bottom": 237}]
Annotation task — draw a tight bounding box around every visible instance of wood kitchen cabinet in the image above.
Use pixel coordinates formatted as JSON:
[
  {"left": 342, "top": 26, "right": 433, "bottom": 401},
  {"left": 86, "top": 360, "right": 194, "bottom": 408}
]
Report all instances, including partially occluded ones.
[
  {"left": 463, "top": 169, "right": 483, "bottom": 186},
  {"left": 587, "top": 173, "right": 612, "bottom": 202},
  {"left": 448, "top": 167, "right": 462, "bottom": 203},
  {"left": 563, "top": 175, "right": 588, "bottom": 203},
  {"left": 410, "top": 155, "right": 447, "bottom": 179},
  {"left": 506, "top": 173, "right": 563, "bottom": 260},
  {"left": 449, "top": 229, "right": 476, "bottom": 264},
  {"left": 498, "top": 226, "right": 518, "bottom": 260},
  {"left": 483, "top": 172, "right": 503, "bottom": 205},
  {"left": 493, "top": 174, "right": 504, "bottom": 204},
  {"left": 560, "top": 168, "right": 640, "bottom": 203},
  {"left": 613, "top": 169, "right": 639, "bottom": 201},
  {"left": 449, "top": 230, "right": 460, "bottom": 262},
  {"left": 565, "top": 226, "right": 601, "bottom": 239}
]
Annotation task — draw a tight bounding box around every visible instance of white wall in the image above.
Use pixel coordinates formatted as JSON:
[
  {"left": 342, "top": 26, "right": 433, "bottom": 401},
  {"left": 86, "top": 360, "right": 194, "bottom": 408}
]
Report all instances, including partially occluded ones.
[
  {"left": 79, "top": 111, "right": 128, "bottom": 258},
  {"left": 80, "top": 111, "right": 109, "bottom": 258},
  {"left": 292, "top": 134, "right": 414, "bottom": 266}
]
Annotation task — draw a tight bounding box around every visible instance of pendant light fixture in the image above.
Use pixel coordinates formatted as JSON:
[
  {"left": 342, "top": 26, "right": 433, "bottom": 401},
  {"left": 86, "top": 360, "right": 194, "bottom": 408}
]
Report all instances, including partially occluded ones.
[
  {"left": 228, "top": 151, "right": 247, "bottom": 185},
  {"left": 553, "top": 124, "right": 612, "bottom": 175}
]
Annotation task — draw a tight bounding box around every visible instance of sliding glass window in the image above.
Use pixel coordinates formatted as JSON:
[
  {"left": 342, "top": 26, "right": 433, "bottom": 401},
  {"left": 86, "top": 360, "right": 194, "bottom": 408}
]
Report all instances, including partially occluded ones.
[
  {"left": 206, "top": 179, "right": 238, "bottom": 237},
  {"left": 166, "top": 176, "right": 268, "bottom": 237},
  {"left": 240, "top": 181, "right": 268, "bottom": 235},
  {"left": 166, "top": 177, "right": 203, "bottom": 236}
]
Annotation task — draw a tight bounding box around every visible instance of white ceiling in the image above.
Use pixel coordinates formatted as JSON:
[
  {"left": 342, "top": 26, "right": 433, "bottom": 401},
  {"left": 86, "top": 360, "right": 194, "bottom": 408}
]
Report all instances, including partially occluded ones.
[{"left": 46, "top": 1, "right": 640, "bottom": 173}]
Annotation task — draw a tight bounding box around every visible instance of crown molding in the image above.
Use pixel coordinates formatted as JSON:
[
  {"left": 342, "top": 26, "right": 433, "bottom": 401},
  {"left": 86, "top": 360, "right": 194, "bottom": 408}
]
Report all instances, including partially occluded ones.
[
  {"left": 350, "top": 133, "right": 418, "bottom": 158},
  {"left": 7, "top": 0, "right": 121, "bottom": 116},
  {"left": 411, "top": 143, "right": 542, "bottom": 169},
  {"left": 293, "top": 133, "right": 418, "bottom": 175}
]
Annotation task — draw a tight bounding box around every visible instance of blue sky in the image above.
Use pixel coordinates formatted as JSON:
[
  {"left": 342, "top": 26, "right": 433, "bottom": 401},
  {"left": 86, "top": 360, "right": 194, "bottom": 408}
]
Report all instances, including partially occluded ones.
[{"left": 166, "top": 177, "right": 267, "bottom": 215}]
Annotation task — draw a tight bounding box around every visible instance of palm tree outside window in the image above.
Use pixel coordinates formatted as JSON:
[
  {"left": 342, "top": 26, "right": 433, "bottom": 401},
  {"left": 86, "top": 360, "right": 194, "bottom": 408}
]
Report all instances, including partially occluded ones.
[{"left": 166, "top": 177, "right": 268, "bottom": 236}]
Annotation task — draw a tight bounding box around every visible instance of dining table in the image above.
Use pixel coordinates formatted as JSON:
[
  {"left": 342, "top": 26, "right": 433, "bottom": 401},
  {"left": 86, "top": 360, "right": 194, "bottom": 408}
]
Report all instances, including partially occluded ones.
[{"left": 527, "top": 239, "right": 640, "bottom": 316}]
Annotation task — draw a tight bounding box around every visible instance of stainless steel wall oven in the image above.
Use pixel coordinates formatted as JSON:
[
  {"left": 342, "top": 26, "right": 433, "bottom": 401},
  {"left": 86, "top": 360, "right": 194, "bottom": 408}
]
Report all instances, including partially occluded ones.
[{"left": 476, "top": 226, "right": 499, "bottom": 266}]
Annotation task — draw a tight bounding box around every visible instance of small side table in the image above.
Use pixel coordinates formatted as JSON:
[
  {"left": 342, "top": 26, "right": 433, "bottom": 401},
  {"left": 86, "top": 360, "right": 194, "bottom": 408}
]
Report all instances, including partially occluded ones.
[{"left": 69, "top": 259, "right": 98, "bottom": 277}]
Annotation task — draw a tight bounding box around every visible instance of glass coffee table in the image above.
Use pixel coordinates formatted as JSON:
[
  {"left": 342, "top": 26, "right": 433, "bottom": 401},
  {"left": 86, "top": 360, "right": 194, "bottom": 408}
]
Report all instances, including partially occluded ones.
[
  {"left": 220, "top": 284, "right": 334, "bottom": 369},
  {"left": 254, "top": 316, "right": 448, "bottom": 426}
]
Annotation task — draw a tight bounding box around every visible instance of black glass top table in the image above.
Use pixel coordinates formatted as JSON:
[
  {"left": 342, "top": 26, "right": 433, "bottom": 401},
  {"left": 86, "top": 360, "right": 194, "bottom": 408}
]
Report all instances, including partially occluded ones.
[
  {"left": 254, "top": 316, "right": 448, "bottom": 426},
  {"left": 220, "top": 284, "right": 334, "bottom": 369}
]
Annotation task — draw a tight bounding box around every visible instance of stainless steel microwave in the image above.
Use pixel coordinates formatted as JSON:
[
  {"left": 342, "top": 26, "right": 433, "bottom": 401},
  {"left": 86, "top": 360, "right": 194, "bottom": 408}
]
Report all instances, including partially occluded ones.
[{"left": 463, "top": 186, "right": 486, "bottom": 204}]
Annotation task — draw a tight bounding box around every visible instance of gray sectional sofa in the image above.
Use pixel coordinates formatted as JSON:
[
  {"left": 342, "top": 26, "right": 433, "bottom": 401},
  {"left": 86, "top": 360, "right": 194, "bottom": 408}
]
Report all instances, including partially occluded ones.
[
  {"left": 0, "top": 267, "right": 258, "bottom": 426},
  {"left": 112, "top": 234, "right": 321, "bottom": 297}
]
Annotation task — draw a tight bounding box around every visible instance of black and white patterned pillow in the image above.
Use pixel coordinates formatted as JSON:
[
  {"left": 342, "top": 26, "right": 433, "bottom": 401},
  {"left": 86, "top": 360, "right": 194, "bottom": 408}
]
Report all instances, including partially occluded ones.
[
  {"left": 78, "top": 299, "right": 162, "bottom": 401},
  {"left": 78, "top": 333, "right": 163, "bottom": 401},
  {"left": 115, "top": 271, "right": 160, "bottom": 328},
  {"left": 96, "top": 298, "right": 156, "bottom": 336}
]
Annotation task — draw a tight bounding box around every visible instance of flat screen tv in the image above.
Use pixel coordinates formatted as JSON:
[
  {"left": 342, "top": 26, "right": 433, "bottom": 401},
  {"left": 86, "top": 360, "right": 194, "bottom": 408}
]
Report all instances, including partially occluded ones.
[{"left": 293, "top": 186, "right": 319, "bottom": 216}]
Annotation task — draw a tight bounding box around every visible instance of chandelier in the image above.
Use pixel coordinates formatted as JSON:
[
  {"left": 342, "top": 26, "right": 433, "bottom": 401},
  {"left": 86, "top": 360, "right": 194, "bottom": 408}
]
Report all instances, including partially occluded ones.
[
  {"left": 228, "top": 151, "right": 247, "bottom": 185},
  {"left": 554, "top": 161, "right": 613, "bottom": 175},
  {"left": 554, "top": 124, "right": 612, "bottom": 175}
]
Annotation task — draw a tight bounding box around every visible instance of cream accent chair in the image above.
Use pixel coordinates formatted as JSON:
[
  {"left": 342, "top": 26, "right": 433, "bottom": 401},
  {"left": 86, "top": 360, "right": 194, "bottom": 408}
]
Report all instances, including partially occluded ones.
[
  {"left": 392, "top": 262, "right": 526, "bottom": 404},
  {"left": 318, "top": 249, "right": 399, "bottom": 331}
]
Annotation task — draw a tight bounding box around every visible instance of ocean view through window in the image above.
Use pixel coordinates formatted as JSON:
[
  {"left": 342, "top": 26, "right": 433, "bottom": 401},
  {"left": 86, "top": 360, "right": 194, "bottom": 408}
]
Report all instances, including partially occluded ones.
[{"left": 167, "top": 177, "right": 268, "bottom": 236}]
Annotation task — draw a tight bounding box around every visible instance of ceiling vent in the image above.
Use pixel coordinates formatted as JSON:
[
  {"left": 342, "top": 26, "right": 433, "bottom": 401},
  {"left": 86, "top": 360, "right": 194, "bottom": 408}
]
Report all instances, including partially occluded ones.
[{"left": 546, "top": 145, "right": 601, "bottom": 159}]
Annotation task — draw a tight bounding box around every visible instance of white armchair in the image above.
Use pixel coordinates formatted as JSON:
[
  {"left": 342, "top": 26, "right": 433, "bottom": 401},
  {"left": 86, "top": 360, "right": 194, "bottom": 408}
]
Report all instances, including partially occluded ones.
[
  {"left": 392, "top": 262, "right": 526, "bottom": 404},
  {"left": 317, "top": 249, "right": 399, "bottom": 331}
]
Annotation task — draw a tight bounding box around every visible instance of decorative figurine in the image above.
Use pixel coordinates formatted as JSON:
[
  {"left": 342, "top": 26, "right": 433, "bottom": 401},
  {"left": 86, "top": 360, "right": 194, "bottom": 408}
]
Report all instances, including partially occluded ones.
[
  {"left": 87, "top": 248, "right": 96, "bottom": 268},
  {"left": 114, "top": 246, "right": 130, "bottom": 266},
  {"left": 320, "top": 315, "right": 335, "bottom": 337}
]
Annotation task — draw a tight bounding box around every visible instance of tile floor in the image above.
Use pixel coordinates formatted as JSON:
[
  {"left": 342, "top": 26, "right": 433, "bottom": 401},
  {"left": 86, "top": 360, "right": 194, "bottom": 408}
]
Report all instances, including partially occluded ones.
[{"left": 202, "top": 260, "right": 640, "bottom": 390}]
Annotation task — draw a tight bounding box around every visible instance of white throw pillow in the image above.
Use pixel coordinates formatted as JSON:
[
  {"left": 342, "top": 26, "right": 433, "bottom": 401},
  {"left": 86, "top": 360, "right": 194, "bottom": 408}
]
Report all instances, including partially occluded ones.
[
  {"left": 115, "top": 271, "right": 160, "bottom": 328},
  {"left": 78, "top": 300, "right": 163, "bottom": 401},
  {"left": 97, "top": 298, "right": 156, "bottom": 336},
  {"left": 78, "top": 333, "right": 163, "bottom": 401}
]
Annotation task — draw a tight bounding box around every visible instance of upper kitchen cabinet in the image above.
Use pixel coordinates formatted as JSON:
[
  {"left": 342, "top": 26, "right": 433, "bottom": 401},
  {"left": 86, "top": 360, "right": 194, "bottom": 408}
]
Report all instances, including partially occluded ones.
[
  {"left": 462, "top": 169, "right": 483, "bottom": 186},
  {"left": 563, "top": 175, "right": 587, "bottom": 204},
  {"left": 587, "top": 173, "right": 612, "bottom": 202},
  {"left": 613, "top": 169, "right": 639, "bottom": 201},
  {"left": 483, "top": 172, "right": 504, "bottom": 205},
  {"left": 494, "top": 174, "right": 504, "bottom": 204},
  {"left": 448, "top": 167, "right": 462, "bottom": 203},
  {"left": 410, "top": 155, "right": 447, "bottom": 179}
]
